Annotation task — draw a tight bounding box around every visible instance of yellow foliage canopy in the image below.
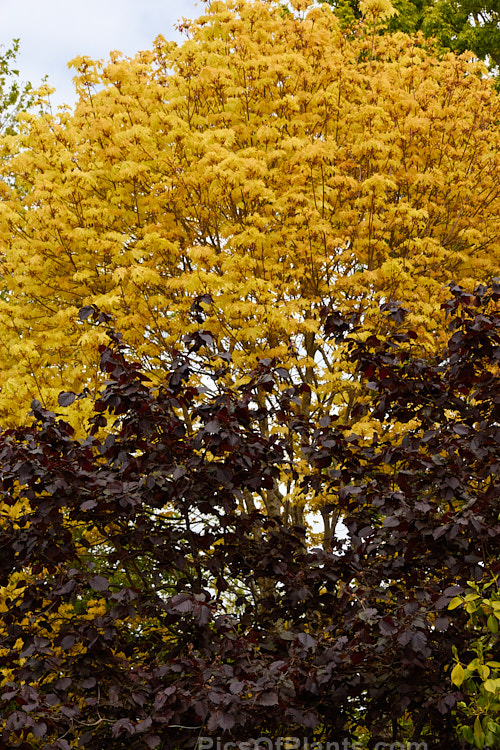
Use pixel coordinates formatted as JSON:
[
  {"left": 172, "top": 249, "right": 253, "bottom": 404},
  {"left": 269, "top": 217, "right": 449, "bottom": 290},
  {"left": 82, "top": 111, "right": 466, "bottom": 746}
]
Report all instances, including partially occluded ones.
[{"left": 0, "top": 0, "right": 499, "bottom": 426}]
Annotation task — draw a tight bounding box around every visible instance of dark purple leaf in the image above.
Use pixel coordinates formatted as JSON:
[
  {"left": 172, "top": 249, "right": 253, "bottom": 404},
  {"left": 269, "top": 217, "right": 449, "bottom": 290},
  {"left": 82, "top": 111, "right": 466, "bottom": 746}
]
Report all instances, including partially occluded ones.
[
  {"left": 32, "top": 722, "right": 47, "bottom": 738},
  {"left": 411, "top": 631, "right": 428, "bottom": 650},
  {"left": 58, "top": 391, "right": 76, "bottom": 407},
  {"left": 379, "top": 617, "right": 398, "bottom": 636},
  {"left": 144, "top": 735, "right": 161, "bottom": 749},
  {"left": 434, "top": 617, "right": 449, "bottom": 631},
  {"left": 6, "top": 711, "right": 26, "bottom": 730},
  {"left": 297, "top": 633, "right": 316, "bottom": 649},
  {"left": 60, "top": 635, "right": 76, "bottom": 649},
  {"left": 258, "top": 691, "right": 279, "bottom": 706},
  {"left": 55, "top": 678, "right": 72, "bottom": 691},
  {"left": 382, "top": 516, "right": 399, "bottom": 528},
  {"left": 112, "top": 718, "right": 135, "bottom": 737},
  {"left": 168, "top": 593, "right": 194, "bottom": 613},
  {"left": 453, "top": 423, "right": 470, "bottom": 435},
  {"left": 89, "top": 575, "right": 110, "bottom": 592},
  {"left": 208, "top": 712, "right": 235, "bottom": 731},
  {"left": 229, "top": 680, "right": 245, "bottom": 695},
  {"left": 172, "top": 466, "right": 186, "bottom": 480},
  {"left": 78, "top": 306, "right": 95, "bottom": 321},
  {"left": 80, "top": 499, "right": 97, "bottom": 511}
]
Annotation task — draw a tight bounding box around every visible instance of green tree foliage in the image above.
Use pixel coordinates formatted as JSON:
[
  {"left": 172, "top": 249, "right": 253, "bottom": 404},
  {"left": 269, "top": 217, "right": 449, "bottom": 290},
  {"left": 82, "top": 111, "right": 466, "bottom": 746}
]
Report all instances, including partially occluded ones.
[
  {"left": 0, "top": 40, "right": 34, "bottom": 136},
  {"left": 324, "top": 0, "right": 500, "bottom": 77},
  {"left": 422, "top": 0, "right": 500, "bottom": 73}
]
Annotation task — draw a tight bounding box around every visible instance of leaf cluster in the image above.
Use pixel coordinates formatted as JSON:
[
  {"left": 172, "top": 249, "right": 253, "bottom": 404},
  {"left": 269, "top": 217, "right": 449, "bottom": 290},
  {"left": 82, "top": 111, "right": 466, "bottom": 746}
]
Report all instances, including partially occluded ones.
[
  {"left": 449, "top": 580, "right": 500, "bottom": 748},
  {"left": 0, "top": 285, "right": 499, "bottom": 748}
]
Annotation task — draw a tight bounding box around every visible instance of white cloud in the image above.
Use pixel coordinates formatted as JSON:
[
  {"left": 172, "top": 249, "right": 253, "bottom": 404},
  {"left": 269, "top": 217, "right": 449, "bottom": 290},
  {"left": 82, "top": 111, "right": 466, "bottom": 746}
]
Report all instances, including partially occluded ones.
[{"left": 2, "top": 0, "right": 202, "bottom": 106}]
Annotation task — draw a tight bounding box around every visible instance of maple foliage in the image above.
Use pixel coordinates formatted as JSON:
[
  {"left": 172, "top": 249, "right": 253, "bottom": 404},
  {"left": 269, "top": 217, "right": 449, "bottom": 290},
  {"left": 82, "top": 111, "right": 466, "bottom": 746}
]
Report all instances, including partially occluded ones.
[
  {"left": 0, "top": 285, "right": 499, "bottom": 749},
  {"left": 0, "top": 0, "right": 499, "bottom": 438}
]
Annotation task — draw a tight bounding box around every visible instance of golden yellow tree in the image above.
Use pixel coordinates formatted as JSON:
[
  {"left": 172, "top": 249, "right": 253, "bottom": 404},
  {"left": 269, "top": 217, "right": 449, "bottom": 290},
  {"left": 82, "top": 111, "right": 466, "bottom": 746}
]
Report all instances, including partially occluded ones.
[{"left": 0, "top": 0, "right": 499, "bottom": 520}]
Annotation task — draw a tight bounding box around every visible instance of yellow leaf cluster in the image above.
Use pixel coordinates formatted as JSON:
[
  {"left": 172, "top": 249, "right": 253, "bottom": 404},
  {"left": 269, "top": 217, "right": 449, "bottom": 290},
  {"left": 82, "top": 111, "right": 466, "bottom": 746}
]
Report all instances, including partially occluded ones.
[
  {"left": 0, "top": 0, "right": 499, "bottom": 430},
  {"left": 360, "top": 0, "right": 398, "bottom": 21}
]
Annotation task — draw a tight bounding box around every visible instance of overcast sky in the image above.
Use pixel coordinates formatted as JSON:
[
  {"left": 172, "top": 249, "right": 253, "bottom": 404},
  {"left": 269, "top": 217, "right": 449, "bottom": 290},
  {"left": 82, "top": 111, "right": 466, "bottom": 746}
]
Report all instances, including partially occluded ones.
[{"left": 2, "top": 0, "right": 202, "bottom": 108}]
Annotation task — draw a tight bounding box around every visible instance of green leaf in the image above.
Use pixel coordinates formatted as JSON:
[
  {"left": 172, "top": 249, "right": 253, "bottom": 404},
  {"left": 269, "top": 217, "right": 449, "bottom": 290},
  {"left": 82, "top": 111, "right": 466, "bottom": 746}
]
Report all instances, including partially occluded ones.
[
  {"left": 451, "top": 663, "right": 465, "bottom": 687},
  {"left": 465, "top": 593, "right": 480, "bottom": 602},
  {"left": 487, "top": 614, "right": 499, "bottom": 633},
  {"left": 474, "top": 716, "right": 485, "bottom": 747},
  {"left": 483, "top": 678, "right": 500, "bottom": 694},
  {"left": 486, "top": 721, "right": 500, "bottom": 737},
  {"left": 449, "top": 596, "right": 464, "bottom": 610},
  {"left": 478, "top": 665, "right": 490, "bottom": 680},
  {"left": 462, "top": 725, "right": 474, "bottom": 745}
]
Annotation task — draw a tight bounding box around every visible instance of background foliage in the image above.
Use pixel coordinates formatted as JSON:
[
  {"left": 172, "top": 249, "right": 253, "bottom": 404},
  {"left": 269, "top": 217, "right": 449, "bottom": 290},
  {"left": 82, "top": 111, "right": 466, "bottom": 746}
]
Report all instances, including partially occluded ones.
[
  {"left": 0, "top": 40, "right": 34, "bottom": 136},
  {"left": 324, "top": 0, "right": 500, "bottom": 79}
]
